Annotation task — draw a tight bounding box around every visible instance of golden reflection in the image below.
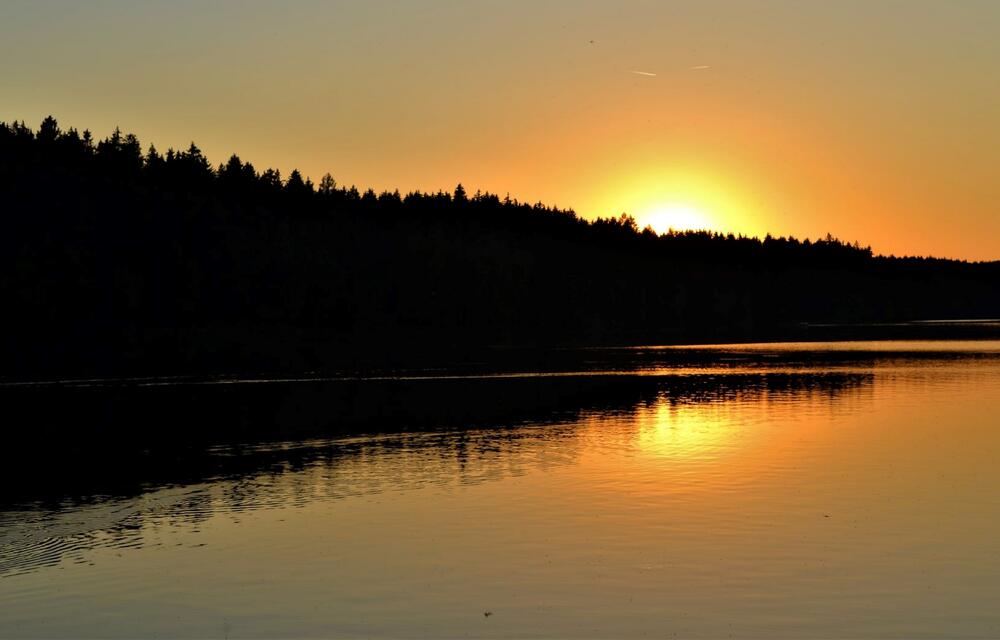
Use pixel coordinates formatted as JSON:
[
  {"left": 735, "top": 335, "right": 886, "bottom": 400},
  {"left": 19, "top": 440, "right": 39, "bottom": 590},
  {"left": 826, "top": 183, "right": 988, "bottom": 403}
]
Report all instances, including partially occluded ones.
[
  {"left": 627, "top": 381, "right": 862, "bottom": 468},
  {"left": 634, "top": 398, "right": 738, "bottom": 462}
]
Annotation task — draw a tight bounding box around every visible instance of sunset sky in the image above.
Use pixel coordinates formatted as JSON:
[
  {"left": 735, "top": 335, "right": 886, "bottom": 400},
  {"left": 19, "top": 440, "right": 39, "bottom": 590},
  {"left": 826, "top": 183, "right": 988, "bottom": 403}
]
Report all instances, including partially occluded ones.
[{"left": 3, "top": 0, "right": 999, "bottom": 260}]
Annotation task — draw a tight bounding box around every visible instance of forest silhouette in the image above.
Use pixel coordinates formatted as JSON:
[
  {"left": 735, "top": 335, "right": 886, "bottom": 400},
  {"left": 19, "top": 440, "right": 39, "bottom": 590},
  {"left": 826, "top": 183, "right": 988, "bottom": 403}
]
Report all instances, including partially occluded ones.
[{"left": 2, "top": 116, "right": 999, "bottom": 379}]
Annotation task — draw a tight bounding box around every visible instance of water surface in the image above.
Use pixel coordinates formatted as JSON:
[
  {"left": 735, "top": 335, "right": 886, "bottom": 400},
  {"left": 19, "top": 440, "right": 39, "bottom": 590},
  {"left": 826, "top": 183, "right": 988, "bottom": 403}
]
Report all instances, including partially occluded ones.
[{"left": 3, "top": 341, "right": 1000, "bottom": 638}]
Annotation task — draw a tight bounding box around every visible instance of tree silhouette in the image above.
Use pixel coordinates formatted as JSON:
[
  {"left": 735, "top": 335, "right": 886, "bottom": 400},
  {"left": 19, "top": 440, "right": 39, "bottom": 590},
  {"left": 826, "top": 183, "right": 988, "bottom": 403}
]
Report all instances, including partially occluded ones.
[
  {"left": 0, "top": 115, "right": 998, "bottom": 380},
  {"left": 318, "top": 173, "right": 336, "bottom": 195}
]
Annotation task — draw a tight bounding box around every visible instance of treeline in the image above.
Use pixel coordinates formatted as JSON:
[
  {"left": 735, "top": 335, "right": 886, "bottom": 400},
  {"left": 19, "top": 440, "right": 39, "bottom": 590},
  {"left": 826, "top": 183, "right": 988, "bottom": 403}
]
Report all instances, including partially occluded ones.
[{"left": 2, "top": 116, "right": 998, "bottom": 378}]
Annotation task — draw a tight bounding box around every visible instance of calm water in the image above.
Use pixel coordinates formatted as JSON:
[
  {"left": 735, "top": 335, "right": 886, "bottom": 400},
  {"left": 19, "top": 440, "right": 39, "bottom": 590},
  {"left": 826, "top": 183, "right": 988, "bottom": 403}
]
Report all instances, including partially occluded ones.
[{"left": 3, "top": 341, "right": 1000, "bottom": 638}]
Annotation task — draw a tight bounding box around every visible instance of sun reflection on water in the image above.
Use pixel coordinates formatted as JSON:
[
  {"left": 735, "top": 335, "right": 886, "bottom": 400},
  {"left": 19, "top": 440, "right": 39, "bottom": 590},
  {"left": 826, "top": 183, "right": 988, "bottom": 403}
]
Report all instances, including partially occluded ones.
[{"left": 635, "top": 398, "right": 738, "bottom": 463}]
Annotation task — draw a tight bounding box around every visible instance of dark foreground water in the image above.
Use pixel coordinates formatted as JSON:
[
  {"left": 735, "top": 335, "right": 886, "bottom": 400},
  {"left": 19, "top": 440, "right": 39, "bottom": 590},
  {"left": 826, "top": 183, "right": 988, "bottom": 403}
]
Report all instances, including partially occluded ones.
[{"left": 2, "top": 341, "right": 1000, "bottom": 638}]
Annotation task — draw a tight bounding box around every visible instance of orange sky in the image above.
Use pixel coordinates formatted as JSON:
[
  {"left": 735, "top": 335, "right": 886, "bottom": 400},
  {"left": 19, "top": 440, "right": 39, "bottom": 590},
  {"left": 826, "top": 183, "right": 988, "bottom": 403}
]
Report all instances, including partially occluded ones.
[{"left": 3, "top": 1, "right": 999, "bottom": 259}]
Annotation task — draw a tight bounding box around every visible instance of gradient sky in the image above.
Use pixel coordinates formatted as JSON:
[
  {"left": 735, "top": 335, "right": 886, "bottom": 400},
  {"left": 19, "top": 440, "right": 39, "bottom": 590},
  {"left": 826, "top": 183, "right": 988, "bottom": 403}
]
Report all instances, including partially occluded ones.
[{"left": 3, "top": 0, "right": 999, "bottom": 259}]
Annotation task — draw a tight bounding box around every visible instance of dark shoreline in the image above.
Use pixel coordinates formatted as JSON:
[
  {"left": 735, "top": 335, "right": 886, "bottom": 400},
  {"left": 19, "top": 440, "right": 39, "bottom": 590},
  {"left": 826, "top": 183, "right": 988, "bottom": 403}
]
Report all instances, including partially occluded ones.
[{"left": 4, "top": 319, "right": 1000, "bottom": 386}]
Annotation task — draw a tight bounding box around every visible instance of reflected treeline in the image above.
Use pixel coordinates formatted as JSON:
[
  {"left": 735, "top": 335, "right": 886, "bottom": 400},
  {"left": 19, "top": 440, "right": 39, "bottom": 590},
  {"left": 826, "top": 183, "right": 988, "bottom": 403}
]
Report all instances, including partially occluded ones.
[
  {"left": 0, "top": 425, "right": 583, "bottom": 578},
  {"left": 0, "top": 370, "right": 872, "bottom": 509},
  {"left": 0, "top": 370, "right": 872, "bottom": 577},
  {"left": 2, "top": 117, "right": 1000, "bottom": 379}
]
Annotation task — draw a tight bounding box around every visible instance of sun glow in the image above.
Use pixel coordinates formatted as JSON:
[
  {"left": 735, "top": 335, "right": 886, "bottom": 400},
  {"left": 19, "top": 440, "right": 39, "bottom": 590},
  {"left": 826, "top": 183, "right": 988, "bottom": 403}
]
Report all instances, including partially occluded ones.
[
  {"left": 586, "top": 164, "right": 762, "bottom": 239},
  {"left": 642, "top": 203, "right": 712, "bottom": 235}
]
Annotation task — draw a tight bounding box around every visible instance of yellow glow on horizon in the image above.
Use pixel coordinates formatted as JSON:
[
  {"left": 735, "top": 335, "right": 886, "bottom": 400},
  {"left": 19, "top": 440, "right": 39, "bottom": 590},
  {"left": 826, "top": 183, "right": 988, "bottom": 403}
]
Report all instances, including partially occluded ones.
[
  {"left": 641, "top": 202, "right": 712, "bottom": 234},
  {"left": 588, "top": 164, "right": 764, "bottom": 238}
]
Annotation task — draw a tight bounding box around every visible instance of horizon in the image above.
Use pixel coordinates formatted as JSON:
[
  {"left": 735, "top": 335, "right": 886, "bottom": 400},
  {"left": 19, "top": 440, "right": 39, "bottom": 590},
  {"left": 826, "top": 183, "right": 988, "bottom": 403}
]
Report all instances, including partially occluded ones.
[
  {"left": 7, "top": 113, "right": 996, "bottom": 265},
  {"left": 3, "top": 1, "right": 999, "bottom": 261}
]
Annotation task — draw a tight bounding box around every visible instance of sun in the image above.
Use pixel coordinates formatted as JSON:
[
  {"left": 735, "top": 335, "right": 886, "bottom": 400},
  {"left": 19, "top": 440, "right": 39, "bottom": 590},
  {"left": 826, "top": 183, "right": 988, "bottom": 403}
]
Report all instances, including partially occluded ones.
[
  {"left": 590, "top": 165, "right": 754, "bottom": 237},
  {"left": 642, "top": 202, "right": 713, "bottom": 235}
]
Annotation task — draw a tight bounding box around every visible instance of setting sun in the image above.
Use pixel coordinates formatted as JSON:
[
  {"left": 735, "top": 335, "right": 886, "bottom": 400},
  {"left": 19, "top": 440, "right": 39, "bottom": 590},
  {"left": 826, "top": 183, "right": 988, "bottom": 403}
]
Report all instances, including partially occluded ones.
[
  {"left": 585, "top": 165, "right": 760, "bottom": 240},
  {"left": 642, "top": 203, "right": 713, "bottom": 234}
]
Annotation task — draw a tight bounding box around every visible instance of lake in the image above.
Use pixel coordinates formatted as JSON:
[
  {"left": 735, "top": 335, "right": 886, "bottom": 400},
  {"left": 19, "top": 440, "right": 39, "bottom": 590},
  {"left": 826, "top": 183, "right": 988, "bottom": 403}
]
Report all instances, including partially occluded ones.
[{"left": 2, "top": 340, "right": 1000, "bottom": 638}]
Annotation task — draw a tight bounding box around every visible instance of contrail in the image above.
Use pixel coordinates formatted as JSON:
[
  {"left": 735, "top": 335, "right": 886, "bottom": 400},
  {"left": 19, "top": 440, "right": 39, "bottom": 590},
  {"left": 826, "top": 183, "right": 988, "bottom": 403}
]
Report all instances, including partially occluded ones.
[
  {"left": 690, "top": 65, "right": 711, "bottom": 70},
  {"left": 629, "top": 70, "right": 657, "bottom": 77}
]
